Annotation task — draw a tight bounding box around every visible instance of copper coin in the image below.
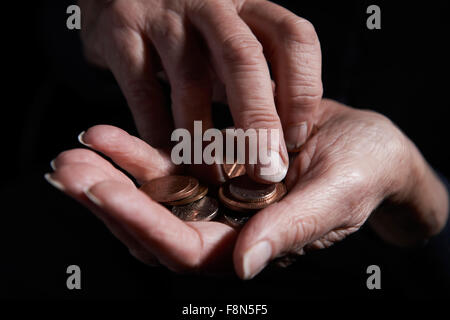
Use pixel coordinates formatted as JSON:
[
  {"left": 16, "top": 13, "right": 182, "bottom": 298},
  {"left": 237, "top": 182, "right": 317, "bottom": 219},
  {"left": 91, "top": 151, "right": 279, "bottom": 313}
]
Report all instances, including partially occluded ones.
[
  {"left": 172, "top": 196, "right": 219, "bottom": 221},
  {"left": 223, "top": 213, "right": 251, "bottom": 228},
  {"left": 140, "top": 175, "right": 199, "bottom": 203},
  {"left": 165, "top": 184, "right": 208, "bottom": 206},
  {"left": 221, "top": 208, "right": 256, "bottom": 228},
  {"left": 218, "top": 179, "right": 287, "bottom": 212},
  {"left": 222, "top": 162, "right": 246, "bottom": 179},
  {"left": 221, "top": 128, "right": 247, "bottom": 179},
  {"left": 228, "top": 175, "right": 276, "bottom": 202}
]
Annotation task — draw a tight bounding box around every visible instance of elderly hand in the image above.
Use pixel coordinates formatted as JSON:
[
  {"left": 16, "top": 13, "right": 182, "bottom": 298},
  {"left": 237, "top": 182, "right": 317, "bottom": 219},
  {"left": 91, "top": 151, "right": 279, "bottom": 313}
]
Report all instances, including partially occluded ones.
[
  {"left": 78, "top": 0, "right": 323, "bottom": 183},
  {"left": 45, "top": 99, "right": 448, "bottom": 279}
]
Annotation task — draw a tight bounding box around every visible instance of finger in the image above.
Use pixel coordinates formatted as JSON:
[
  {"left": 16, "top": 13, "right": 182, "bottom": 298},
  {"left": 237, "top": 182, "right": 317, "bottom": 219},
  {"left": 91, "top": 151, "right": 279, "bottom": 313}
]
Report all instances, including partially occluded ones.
[
  {"left": 44, "top": 164, "right": 151, "bottom": 262},
  {"left": 85, "top": 180, "right": 205, "bottom": 272},
  {"left": 129, "top": 247, "right": 161, "bottom": 267},
  {"left": 51, "top": 148, "right": 130, "bottom": 183},
  {"left": 233, "top": 158, "right": 364, "bottom": 279},
  {"left": 188, "top": 1, "right": 288, "bottom": 183},
  {"left": 78, "top": 125, "right": 177, "bottom": 183},
  {"left": 105, "top": 28, "right": 173, "bottom": 147},
  {"left": 48, "top": 163, "right": 134, "bottom": 200},
  {"left": 233, "top": 188, "right": 339, "bottom": 280},
  {"left": 185, "top": 221, "right": 238, "bottom": 273},
  {"left": 304, "top": 228, "right": 356, "bottom": 251},
  {"left": 149, "top": 11, "right": 213, "bottom": 132},
  {"left": 211, "top": 77, "right": 276, "bottom": 104},
  {"left": 240, "top": 0, "right": 323, "bottom": 152},
  {"left": 148, "top": 15, "right": 226, "bottom": 184}
]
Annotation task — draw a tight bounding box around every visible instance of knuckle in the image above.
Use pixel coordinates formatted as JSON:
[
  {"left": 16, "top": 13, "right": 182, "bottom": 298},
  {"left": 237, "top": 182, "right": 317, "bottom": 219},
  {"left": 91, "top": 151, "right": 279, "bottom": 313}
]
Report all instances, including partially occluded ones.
[
  {"left": 289, "top": 214, "right": 319, "bottom": 246},
  {"left": 239, "top": 108, "right": 280, "bottom": 129},
  {"left": 289, "top": 88, "right": 323, "bottom": 110},
  {"left": 221, "top": 34, "right": 264, "bottom": 66},
  {"left": 232, "top": 0, "right": 246, "bottom": 12},
  {"left": 279, "top": 15, "right": 319, "bottom": 46},
  {"left": 305, "top": 239, "right": 332, "bottom": 251},
  {"left": 123, "top": 78, "right": 153, "bottom": 105},
  {"left": 102, "top": 1, "right": 139, "bottom": 30},
  {"left": 80, "top": 1, "right": 145, "bottom": 67},
  {"left": 149, "top": 11, "right": 183, "bottom": 45},
  {"left": 187, "top": 0, "right": 209, "bottom": 14}
]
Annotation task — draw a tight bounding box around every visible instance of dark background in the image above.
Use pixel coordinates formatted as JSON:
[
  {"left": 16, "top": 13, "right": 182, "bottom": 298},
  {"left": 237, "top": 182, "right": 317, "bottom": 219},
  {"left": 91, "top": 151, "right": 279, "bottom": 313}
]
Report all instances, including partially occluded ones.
[{"left": 1, "top": 0, "right": 449, "bottom": 307}]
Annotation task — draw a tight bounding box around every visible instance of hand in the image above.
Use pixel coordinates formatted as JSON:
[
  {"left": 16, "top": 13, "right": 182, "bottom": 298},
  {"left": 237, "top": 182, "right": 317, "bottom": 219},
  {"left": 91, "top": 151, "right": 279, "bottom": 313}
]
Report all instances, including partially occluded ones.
[
  {"left": 78, "top": 0, "right": 323, "bottom": 182},
  {"left": 45, "top": 99, "right": 448, "bottom": 278}
]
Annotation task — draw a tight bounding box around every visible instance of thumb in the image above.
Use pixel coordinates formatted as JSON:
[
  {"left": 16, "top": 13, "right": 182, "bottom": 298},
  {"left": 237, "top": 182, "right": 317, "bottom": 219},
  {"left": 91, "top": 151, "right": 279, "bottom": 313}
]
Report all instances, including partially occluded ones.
[{"left": 233, "top": 162, "right": 364, "bottom": 279}]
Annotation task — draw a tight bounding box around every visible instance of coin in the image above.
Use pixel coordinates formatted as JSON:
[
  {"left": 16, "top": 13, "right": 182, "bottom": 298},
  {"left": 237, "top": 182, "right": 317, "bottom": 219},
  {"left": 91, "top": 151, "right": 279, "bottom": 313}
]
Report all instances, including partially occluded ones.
[
  {"left": 165, "top": 184, "right": 208, "bottom": 206},
  {"left": 172, "top": 196, "right": 219, "bottom": 222},
  {"left": 223, "top": 210, "right": 251, "bottom": 228},
  {"left": 218, "top": 177, "right": 287, "bottom": 212},
  {"left": 140, "top": 175, "right": 199, "bottom": 203},
  {"left": 221, "top": 127, "right": 247, "bottom": 179},
  {"left": 222, "top": 162, "right": 246, "bottom": 179},
  {"left": 228, "top": 175, "right": 276, "bottom": 202}
]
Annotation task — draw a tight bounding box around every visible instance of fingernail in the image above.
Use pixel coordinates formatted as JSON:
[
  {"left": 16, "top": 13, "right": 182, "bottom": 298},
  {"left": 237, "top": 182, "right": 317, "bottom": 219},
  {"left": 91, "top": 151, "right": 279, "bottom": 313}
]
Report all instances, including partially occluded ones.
[
  {"left": 78, "top": 131, "right": 92, "bottom": 147},
  {"left": 285, "top": 122, "right": 308, "bottom": 152},
  {"left": 84, "top": 189, "right": 103, "bottom": 206},
  {"left": 50, "top": 159, "right": 56, "bottom": 170},
  {"left": 44, "top": 173, "right": 65, "bottom": 191},
  {"left": 242, "top": 241, "right": 272, "bottom": 280},
  {"left": 255, "top": 151, "right": 288, "bottom": 183}
]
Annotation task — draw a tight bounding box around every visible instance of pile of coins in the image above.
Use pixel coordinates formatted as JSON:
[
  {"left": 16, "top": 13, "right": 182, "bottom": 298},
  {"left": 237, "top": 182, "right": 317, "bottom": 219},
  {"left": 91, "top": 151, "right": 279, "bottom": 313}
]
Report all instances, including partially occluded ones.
[
  {"left": 139, "top": 164, "right": 287, "bottom": 227},
  {"left": 139, "top": 127, "right": 291, "bottom": 226},
  {"left": 140, "top": 175, "right": 219, "bottom": 222},
  {"left": 219, "top": 174, "right": 286, "bottom": 227}
]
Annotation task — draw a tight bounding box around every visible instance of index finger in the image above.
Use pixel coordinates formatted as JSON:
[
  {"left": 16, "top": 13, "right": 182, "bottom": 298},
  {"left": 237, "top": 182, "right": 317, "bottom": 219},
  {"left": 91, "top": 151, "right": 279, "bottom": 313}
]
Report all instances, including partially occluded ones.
[
  {"left": 188, "top": 0, "right": 288, "bottom": 183},
  {"left": 240, "top": 0, "right": 323, "bottom": 152}
]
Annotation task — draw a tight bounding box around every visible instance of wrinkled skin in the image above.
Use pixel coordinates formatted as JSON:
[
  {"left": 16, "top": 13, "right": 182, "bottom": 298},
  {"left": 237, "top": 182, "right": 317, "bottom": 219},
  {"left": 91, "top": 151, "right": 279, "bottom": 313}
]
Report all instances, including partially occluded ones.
[
  {"left": 46, "top": 99, "right": 448, "bottom": 279},
  {"left": 78, "top": 0, "right": 323, "bottom": 183}
]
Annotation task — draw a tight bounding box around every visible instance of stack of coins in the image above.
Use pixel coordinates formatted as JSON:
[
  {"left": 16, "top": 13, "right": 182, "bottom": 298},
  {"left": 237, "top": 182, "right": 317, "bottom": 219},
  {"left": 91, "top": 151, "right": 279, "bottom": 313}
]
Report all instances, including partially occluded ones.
[
  {"left": 139, "top": 170, "right": 286, "bottom": 228},
  {"left": 218, "top": 175, "right": 287, "bottom": 227},
  {"left": 139, "top": 127, "right": 290, "bottom": 226},
  {"left": 140, "top": 175, "right": 219, "bottom": 222}
]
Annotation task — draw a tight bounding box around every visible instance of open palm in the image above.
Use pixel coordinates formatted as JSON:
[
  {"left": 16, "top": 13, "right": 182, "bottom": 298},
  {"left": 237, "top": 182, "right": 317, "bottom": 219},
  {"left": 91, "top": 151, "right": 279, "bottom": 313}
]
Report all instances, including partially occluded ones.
[{"left": 46, "top": 99, "right": 439, "bottom": 279}]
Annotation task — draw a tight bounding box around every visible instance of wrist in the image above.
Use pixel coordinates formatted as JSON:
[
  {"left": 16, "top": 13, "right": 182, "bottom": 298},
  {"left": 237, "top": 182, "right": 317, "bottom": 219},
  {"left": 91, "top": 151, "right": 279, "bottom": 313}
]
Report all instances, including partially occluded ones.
[
  {"left": 402, "top": 141, "right": 449, "bottom": 236},
  {"left": 370, "top": 134, "right": 449, "bottom": 246}
]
